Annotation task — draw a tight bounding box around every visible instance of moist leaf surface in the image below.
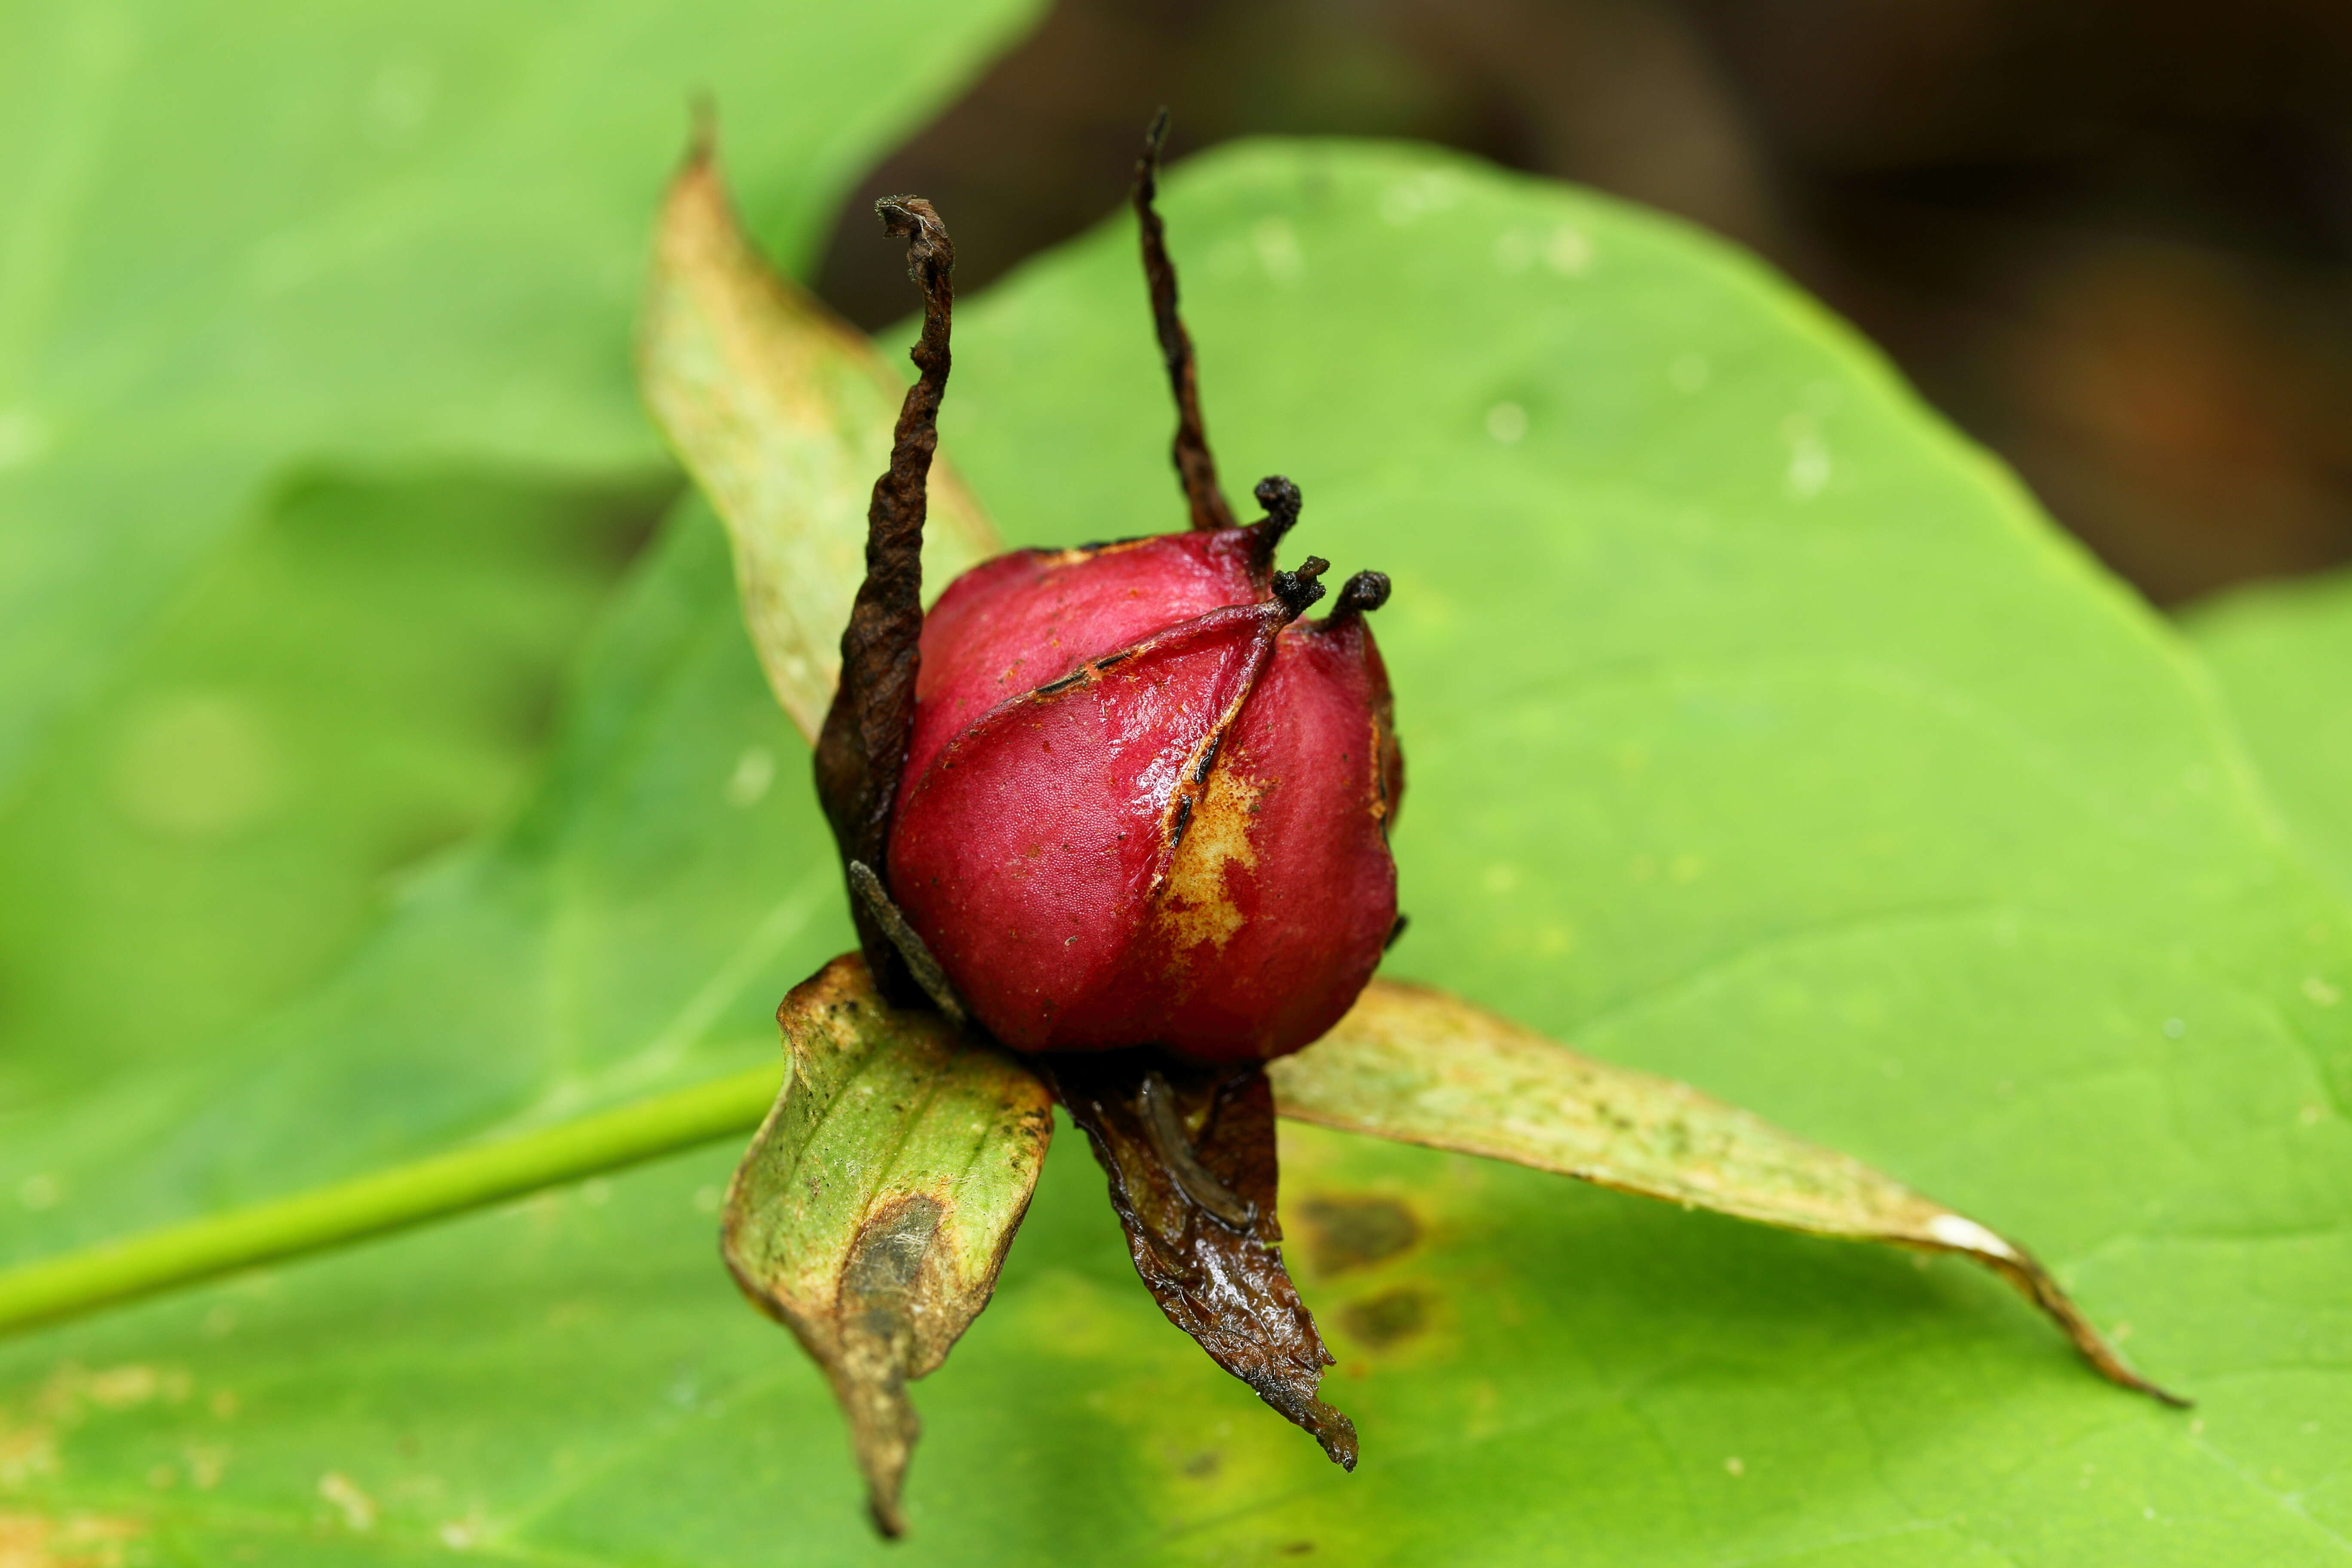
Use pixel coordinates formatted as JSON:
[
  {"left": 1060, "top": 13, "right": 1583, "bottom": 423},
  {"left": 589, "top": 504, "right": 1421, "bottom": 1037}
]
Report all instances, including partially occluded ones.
[{"left": 5, "top": 141, "right": 2351, "bottom": 1564}]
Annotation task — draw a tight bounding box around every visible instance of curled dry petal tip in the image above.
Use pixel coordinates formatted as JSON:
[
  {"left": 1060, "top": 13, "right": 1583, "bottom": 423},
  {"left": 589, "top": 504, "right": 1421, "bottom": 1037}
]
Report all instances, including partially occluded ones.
[
  {"left": 1250, "top": 474, "right": 1304, "bottom": 566},
  {"left": 1330, "top": 569, "right": 1391, "bottom": 623},
  {"left": 684, "top": 94, "right": 719, "bottom": 167},
  {"left": 1052, "top": 1054, "right": 1358, "bottom": 1467},
  {"left": 1271, "top": 555, "right": 1331, "bottom": 617},
  {"left": 1253, "top": 473, "right": 1302, "bottom": 525},
  {"left": 875, "top": 195, "right": 952, "bottom": 278}
]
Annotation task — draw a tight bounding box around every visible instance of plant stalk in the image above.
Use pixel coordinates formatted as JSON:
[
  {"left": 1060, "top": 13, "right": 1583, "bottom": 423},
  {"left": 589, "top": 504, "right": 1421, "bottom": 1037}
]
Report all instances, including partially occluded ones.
[{"left": 0, "top": 1064, "right": 781, "bottom": 1337}]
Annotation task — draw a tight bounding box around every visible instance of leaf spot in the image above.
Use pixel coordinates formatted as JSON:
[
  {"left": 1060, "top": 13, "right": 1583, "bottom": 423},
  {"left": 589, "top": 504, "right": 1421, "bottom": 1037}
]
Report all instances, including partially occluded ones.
[
  {"left": 317, "top": 1471, "right": 377, "bottom": 1531},
  {"left": 1297, "top": 1195, "right": 1421, "bottom": 1276},
  {"left": 1339, "top": 1286, "right": 1432, "bottom": 1348}
]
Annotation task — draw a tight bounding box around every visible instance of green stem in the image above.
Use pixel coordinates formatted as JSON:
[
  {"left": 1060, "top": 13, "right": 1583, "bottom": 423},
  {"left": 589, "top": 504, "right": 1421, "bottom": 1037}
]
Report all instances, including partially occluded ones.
[{"left": 0, "top": 1064, "right": 781, "bottom": 1337}]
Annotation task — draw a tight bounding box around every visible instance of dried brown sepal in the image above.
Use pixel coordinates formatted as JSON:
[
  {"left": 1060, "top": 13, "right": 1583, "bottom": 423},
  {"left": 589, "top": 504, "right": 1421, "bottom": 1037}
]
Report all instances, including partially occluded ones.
[
  {"left": 1048, "top": 1051, "right": 1360, "bottom": 1469},
  {"left": 1272, "top": 978, "right": 2187, "bottom": 1406},
  {"left": 722, "top": 955, "right": 1054, "bottom": 1537},
  {"left": 815, "top": 196, "right": 954, "bottom": 1005},
  {"left": 639, "top": 134, "right": 998, "bottom": 743},
  {"left": 1133, "top": 109, "right": 1238, "bottom": 533}
]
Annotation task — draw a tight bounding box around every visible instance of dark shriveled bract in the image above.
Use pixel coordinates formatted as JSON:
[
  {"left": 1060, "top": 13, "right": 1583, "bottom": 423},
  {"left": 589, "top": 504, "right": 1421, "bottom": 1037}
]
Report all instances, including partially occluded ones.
[
  {"left": 1049, "top": 1053, "right": 1360, "bottom": 1469},
  {"left": 1136, "top": 109, "right": 1239, "bottom": 533},
  {"left": 815, "top": 196, "right": 952, "bottom": 1006}
]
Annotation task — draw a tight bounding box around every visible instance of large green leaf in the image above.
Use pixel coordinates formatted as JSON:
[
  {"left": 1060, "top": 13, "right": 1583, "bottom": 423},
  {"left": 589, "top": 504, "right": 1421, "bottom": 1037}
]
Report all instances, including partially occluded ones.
[
  {"left": 2184, "top": 569, "right": 2352, "bottom": 905},
  {"left": 0, "top": 503, "right": 851, "bottom": 1256},
  {"left": 0, "top": 470, "right": 662, "bottom": 1107},
  {"left": 8, "top": 140, "right": 2352, "bottom": 1563},
  {"left": 0, "top": 0, "right": 1035, "bottom": 791},
  {"left": 0, "top": 0, "right": 1040, "bottom": 1109}
]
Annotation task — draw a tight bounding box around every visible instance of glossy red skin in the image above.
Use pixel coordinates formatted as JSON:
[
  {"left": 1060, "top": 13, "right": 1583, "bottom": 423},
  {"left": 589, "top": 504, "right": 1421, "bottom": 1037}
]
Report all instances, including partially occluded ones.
[
  {"left": 904, "top": 529, "right": 1263, "bottom": 788},
  {"left": 888, "top": 529, "right": 1400, "bottom": 1062}
]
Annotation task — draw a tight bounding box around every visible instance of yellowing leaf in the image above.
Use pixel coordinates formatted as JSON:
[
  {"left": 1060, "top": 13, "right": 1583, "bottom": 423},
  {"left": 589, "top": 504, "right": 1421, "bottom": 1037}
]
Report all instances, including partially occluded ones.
[
  {"left": 721, "top": 955, "right": 1052, "bottom": 1536},
  {"left": 642, "top": 144, "right": 1001, "bottom": 741},
  {"left": 1273, "top": 978, "right": 2180, "bottom": 1403}
]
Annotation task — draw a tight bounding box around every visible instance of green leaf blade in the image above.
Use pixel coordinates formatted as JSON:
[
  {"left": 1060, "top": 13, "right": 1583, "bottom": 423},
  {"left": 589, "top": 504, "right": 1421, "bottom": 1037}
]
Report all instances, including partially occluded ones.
[
  {"left": 0, "top": 472, "right": 663, "bottom": 1107},
  {"left": 721, "top": 954, "right": 1053, "bottom": 1536},
  {"left": 0, "top": 0, "right": 1041, "bottom": 793},
  {"left": 2184, "top": 567, "right": 2352, "bottom": 906}
]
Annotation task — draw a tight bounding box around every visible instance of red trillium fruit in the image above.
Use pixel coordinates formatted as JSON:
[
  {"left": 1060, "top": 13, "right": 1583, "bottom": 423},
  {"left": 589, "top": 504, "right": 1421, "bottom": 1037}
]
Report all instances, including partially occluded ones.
[
  {"left": 799, "top": 116, "right": 1398, "bottom": 1486},
  {"left": 888, "top": 492, "right": 1403, "bottom": 1061}
]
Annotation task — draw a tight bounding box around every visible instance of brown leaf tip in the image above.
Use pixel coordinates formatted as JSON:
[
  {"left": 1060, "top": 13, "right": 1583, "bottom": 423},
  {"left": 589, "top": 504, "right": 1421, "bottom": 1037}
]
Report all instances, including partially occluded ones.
[
  {"left": 1320, "top": 1406, "right": 1362, "bottom": 1471},
  {"left": 684, "top": 93, "right": 718, "bottom": 169}
]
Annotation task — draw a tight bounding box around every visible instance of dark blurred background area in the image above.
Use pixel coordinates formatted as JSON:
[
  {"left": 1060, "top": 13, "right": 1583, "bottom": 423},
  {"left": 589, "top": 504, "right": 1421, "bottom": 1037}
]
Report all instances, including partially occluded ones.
[{"left": 810, "top": 0, "right": 2352, "bottom": 607}]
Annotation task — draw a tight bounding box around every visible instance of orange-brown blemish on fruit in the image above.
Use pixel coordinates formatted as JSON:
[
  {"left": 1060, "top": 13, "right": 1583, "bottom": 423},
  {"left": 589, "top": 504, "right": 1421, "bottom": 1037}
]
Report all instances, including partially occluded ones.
[{"left": 1157, "top": 762, "right": 1261, "bottom": 954}]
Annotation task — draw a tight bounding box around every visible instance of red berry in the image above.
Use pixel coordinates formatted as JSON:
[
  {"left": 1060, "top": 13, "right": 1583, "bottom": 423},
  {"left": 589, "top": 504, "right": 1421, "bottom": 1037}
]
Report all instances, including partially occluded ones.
[{"left": 887, "top": 507, "right": 1401, "bottom": 1061}]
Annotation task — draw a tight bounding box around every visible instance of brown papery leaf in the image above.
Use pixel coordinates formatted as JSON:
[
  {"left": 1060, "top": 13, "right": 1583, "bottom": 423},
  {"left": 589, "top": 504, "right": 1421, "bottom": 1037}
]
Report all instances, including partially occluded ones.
[
  {"left": 640, "top": 135, "right": 999, "bottom": 745},
  {"left": 1050, "top": 1054, "right": 1360, "bottom": 1468},
  {"left": 723, "top": 956, "right": 1055, "bottom": 1537},
  {"left": 1271, "top": 978, "right": 2186, "bottom": 1406}
]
